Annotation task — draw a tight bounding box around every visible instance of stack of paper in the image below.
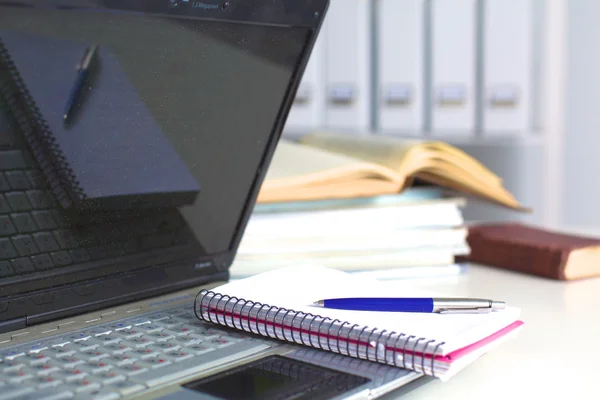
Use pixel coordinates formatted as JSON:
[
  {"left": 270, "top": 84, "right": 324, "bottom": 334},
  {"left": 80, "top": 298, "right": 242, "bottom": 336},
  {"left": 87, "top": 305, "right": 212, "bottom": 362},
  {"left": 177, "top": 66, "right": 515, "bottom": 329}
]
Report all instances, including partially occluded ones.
[{"left": 230, "top": 187, "right": 470, "bottom": 278}]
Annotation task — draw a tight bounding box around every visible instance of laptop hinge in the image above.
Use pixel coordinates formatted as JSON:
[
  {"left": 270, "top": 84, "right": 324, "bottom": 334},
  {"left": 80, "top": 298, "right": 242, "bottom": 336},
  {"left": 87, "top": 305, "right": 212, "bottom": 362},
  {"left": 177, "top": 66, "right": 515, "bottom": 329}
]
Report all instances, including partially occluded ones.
[{"left": 0, "top": 317, "right": 26, "bottom": 335}]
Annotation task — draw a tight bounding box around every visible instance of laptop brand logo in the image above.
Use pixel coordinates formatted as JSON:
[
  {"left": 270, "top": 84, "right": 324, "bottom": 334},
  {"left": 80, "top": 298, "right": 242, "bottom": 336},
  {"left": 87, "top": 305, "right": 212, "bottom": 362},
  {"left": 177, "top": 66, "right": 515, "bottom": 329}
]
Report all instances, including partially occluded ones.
[
  {"left": 195, "top": 261, "right": 213, "bottom": 269},
  {"left": 192, "top": 2, "right": 219, "bottom": 10}
]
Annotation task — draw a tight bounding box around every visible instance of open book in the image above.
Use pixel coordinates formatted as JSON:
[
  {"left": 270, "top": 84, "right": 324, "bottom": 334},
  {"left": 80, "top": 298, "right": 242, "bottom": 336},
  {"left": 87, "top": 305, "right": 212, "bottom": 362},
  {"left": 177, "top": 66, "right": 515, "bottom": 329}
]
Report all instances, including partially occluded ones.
[{"left": 257, "top": 131, "right": 527, "bottom": 210}]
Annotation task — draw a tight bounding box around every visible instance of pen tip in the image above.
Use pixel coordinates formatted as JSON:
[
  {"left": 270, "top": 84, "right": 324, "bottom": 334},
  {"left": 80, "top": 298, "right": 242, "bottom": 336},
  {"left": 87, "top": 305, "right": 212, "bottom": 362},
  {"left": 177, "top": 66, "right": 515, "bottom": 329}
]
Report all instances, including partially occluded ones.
[
  {"left": 312, "top": 300, "right": 324, "bottom": 307},
  {"left": 491, "top": 301, "right": 506, "bottom": 311}
]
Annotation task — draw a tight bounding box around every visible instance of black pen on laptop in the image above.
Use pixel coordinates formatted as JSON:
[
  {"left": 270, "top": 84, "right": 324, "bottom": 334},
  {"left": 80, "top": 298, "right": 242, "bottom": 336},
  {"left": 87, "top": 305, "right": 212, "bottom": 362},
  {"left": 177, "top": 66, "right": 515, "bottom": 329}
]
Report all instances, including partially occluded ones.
[
  {"left": 312, "top": 297, "right": 506, "bottom": 314},
  {"left": 63, "top": 44, "right": 99, "bottom": 124}
]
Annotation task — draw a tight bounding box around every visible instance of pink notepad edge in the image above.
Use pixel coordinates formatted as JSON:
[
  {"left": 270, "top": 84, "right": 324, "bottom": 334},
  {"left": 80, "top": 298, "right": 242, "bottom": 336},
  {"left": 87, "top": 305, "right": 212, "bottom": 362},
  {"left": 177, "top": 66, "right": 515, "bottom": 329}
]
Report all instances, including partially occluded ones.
[{"left": 437, "top": 320, "right": 524, "bottom": 363}]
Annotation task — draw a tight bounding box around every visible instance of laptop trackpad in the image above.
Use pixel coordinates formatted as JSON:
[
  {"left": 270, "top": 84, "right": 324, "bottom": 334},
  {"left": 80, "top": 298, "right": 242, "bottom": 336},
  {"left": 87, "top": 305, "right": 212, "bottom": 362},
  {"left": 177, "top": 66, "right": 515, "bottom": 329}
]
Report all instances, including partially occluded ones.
[{"left": 173, "top": 355, "right": 371, "bottom": 400}]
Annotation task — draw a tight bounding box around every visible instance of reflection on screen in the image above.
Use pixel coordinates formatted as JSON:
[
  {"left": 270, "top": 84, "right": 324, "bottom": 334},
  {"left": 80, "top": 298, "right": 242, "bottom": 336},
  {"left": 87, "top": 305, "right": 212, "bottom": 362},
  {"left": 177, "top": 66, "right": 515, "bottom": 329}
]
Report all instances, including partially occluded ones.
[{"left": 0, "top": 6, "right": 308, "bottom": 288}]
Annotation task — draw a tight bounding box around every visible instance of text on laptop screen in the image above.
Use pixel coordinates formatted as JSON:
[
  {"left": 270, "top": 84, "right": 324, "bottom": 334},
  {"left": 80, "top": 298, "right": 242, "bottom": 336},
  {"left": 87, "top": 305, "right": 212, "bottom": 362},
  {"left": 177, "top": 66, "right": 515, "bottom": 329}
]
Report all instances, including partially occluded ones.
[{"left": 0, "top": 5, "right": 309, "bottom": 293}]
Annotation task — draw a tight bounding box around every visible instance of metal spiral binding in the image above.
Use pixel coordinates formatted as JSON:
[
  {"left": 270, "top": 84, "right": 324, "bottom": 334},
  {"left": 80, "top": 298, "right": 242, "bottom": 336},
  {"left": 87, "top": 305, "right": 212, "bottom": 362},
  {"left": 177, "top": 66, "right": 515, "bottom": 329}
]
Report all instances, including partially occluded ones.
[
  {"left": 194, "top": 290, "right": 447, "bottom": 378},
  {"left": 0, "top": 38, "right": 85, "bottom": 208}
]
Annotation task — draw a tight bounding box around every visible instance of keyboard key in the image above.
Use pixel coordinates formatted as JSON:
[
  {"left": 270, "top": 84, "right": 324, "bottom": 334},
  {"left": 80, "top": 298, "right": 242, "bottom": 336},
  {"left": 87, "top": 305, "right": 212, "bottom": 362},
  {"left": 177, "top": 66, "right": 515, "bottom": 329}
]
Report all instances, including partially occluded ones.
[
  {"left": 134, "top": 357, "right": 172, "bottom": 370},
  {"left": 77, "top": 350, "right": 109, "bottom": 363},
  {"left": 26, "top": 363, "right": 60, "bottom": 376},
  {"left": 129, "top": 342, "right": 269, "bottom": 388},
  {"left": 31, "top": 254, "right": 54, "bottom": 270},
  {"left": 26, "top": 190, "right": 53, "bottom": 209},
  {"left": 77, "top": 360, "right": 112, "bottom": 375},
  {"left": 103, "top": 354, "right": 135, "bottom": 367},
  {"left": 68, "top": 379, "right": 101, "bottom": 394},
  {"left": 0, "top": 150, "right": 28, "bottom": 170},
  {"left": 5, "top": 368, "right": 33, "bottom": 383},
  {"left": 5, "top": 192, "right": 31, "bottom": 211},
  {"left": 102, "top": 380, "right": 145, "bottom": 396},
  {"left": 68, "top": 248, "right": 90, "bottom": 263},
  {"left": 30, "top": 375, "right": 63, "bottom": 389},
  {"left": 172, "top": 336, "right": 202, "bottom": 347},
  {"left": 50, "top": 251, "right": 72, "bottom": 267},
  {"left": 12, "top": 235, "right": 39, "bottom": 256},
  {"left": 105, "top": 321, "right": 132, "bottom": 331},
  {"left": 5, "top": 171, "right": 30, "bottom": 190},
  {"left": 0, "top": 216, "right": 16, "bottom": 236},
  {"left": 48, "top": 368, "right": 88, "bottom": 382},
  {"left": 0, "top": 195, "right": 11, "bottom": 213},
  {"left": 12, "top": 213, "right": 38, "bottom": 233},
  {"left": 148, "top": 342, "right": 180, "bottom": 352},
  {"left": 87, "top": 246, "right": 108, "bottom": 260},
  {"left": 146, "top": 332, "right": 174, "bottom": 342},
  {"left": 25, "top": 170, "right": 47, "bottom": 189},
  {"left": 111, "top": 363, "right": 148, "bottom": 376},
  {"left": 90, "top": 371, "right": 125, "bottom": 385},
  {"left": 119, "top": 337, "right": 153, "bottom": 348},
  {"left": 64, "top": 332, "right": 91, "bottom": 342},
  {"left": 53, "top": 230, "right": 78, "bottom": 249},
  {"left": 77, "top": 389, "right": 120, "bottom": 400},
  {"left": 209, "top": 337, "right": 239, "bottom": 349},
  {"left": 0, "top": 260, "right": 14, "bottom": 277},
  {"left": 51, "top": 211, "right": 68, "bottom": 229},
  {"left": 0, "top": 383, "right": 35, "bottom": 399},
  {"left": 48, "top": 356, "right": 85, "bottom": 369},
  {"left": 126, "top": 348, "right": 160, "bottom": 360},
  {"left": 88, "top": 335, "right": 121, "bottom": 346},
  {"left": 185, "top": 343, "right": 214, "bottom": 355},
  {"left": 22, "top": 352, "right": 50, "bottom": 365},
  {"left": 163, "top": 350, "right": 194, "bottom": 362},
  {"left": 112, "top": 330, "right": 143, "bottom": 341},
  {"left": 0, "top": 359, "right": 25, "bottom": 373},
  {"left": 92, "top": 344, "right": 130, "bottom": 357},
  {"left": 46, "top": 347, "right": 75, "bottom": 358},
  {"left": 0, "top": 174, "right": 11, "bottom": 192},
  {"left": 31, "top": 211, "right": 57, "bottom": 230},
  {"left": 63, "top": 341, "right": 97, "bottom": 352},
  {"left": 135, "top": 324, "right": 163, "bottom": 334},
  {"left": 16, "top": 389, "right": 73, "bottom": 400},
  {"left": 105, "top": 242, "right": 124, "bottom": 257},
  {"left": 0, "top": 238, "right": 18, "bottom": 259},
  {"left": 32, "top": 233, "right": 59, "bottom": 252},
  {"left": 11, "top": 257, "right": 35, "bottom": 274}
]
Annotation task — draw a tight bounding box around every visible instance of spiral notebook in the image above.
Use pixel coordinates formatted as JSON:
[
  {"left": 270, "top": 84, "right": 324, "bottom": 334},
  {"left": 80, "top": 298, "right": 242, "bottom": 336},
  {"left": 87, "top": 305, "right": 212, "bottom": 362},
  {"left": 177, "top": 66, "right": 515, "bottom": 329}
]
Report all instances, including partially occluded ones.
[
  {"left": 195, "top": 265, "right": 523, "bottom": 381},
  {"left": 0, "top": 31, "right": 200, "bottom": 209}
]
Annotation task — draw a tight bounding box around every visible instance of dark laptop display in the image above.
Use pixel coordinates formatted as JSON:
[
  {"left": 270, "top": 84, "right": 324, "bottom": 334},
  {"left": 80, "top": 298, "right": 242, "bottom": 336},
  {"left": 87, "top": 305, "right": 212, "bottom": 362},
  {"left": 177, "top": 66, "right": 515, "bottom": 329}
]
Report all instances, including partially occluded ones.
[{"left": 0, "top": 0, "right": 326, "bottom": 327}]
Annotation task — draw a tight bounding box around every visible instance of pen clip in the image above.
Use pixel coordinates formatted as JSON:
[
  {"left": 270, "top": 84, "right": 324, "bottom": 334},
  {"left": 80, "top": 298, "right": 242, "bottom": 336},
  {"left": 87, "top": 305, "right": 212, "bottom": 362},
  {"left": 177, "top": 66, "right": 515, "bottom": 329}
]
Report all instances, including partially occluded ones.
[{"left": 439, "top": 307, "right": 494, "bottom": 314}]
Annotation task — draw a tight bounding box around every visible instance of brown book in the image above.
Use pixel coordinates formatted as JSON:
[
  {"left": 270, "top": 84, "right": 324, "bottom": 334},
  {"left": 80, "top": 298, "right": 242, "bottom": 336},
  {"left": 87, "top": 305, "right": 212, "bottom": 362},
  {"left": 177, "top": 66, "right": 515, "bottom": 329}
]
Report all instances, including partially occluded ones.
[{"left": 458, "top": 223, "right": 600, "bottom": 280}]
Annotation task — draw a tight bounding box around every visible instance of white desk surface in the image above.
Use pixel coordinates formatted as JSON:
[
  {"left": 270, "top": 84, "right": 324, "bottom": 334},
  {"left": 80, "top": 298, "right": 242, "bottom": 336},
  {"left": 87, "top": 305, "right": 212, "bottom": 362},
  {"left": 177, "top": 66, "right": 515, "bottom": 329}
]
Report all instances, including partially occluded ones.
[{"left": 382, "top": 263, "right": 600, "bottom": 400}]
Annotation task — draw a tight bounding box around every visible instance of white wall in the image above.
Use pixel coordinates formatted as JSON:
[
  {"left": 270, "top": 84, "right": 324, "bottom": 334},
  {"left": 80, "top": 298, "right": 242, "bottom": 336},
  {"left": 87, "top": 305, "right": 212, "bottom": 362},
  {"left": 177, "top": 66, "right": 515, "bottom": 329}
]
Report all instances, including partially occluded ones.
[{"left": 563, "top": 0, "right": 600, "bottom": 228}]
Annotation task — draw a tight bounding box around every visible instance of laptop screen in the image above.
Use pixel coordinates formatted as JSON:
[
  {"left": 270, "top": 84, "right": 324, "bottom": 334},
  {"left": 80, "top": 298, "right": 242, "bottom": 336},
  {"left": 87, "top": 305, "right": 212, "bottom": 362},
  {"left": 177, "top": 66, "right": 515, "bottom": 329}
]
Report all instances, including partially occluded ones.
[{"left": 0, "top": 2, "right": 312, "bottom": 297}]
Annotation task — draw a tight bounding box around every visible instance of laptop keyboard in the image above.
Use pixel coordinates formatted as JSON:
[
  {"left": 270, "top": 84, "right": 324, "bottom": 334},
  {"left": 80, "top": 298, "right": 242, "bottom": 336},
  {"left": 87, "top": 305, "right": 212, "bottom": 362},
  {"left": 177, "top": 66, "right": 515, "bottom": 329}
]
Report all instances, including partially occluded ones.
[
  {"left": 0, "top": 306, "right": 272, "bottom": 399},
  {"left": 0, "top": 106, "right": 196, "bottom": 281}
]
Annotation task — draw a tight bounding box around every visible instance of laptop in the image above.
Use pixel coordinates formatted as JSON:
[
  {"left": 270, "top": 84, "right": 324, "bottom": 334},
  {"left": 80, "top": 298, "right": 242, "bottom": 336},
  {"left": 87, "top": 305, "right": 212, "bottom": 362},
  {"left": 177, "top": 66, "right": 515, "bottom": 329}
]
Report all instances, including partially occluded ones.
[{"left": 0, "top": 1, "right": 426, "bottom": 398}]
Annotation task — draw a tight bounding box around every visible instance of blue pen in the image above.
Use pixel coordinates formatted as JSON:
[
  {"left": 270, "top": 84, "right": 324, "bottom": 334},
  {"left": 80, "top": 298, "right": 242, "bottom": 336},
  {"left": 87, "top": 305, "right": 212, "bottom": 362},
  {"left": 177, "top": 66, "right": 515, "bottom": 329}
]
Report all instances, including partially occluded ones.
[
  {"left": 63, "top": 44, "right": 99, "bottom": 124},
  {"left": 312, "top": 297, "right": 505, "bottom": 314}
]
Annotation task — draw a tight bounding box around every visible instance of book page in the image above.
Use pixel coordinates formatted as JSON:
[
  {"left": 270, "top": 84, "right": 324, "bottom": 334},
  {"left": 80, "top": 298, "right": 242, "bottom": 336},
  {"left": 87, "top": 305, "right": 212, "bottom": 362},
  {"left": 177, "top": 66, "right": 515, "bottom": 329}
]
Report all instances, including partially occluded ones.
[
  {"left": 211, "top": 265, "right": 521, "bottom": 356},
  {"left": 300, "top": 131, "right": 421, "bottom": 173},
  {"left": 257, "top": 140, "right": 403, "bottom": 202}
]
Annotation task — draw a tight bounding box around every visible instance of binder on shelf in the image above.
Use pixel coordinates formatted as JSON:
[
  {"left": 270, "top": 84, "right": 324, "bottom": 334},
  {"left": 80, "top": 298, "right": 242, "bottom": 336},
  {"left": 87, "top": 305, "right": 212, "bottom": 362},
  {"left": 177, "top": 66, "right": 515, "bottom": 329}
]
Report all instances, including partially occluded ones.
[
  {"left": 430, "top": 0, "right": 476, "bottom": 135},
  {"left": 284, "top": 28, "right": 326, "bottom": 135},
  {"left": 376, "top": 0, "right": 425, "bottom": 135},
  {"left": 482, "top": 0, "right": 532, "bottom": 134},
  {"left": 324, "top": 0, "right": 372, "bottom": 132}
]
